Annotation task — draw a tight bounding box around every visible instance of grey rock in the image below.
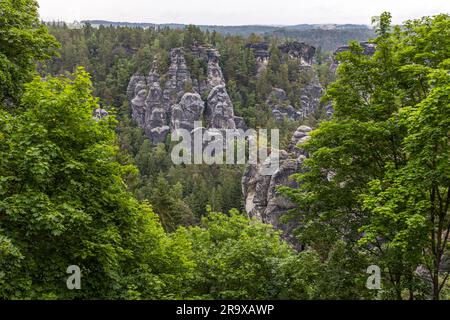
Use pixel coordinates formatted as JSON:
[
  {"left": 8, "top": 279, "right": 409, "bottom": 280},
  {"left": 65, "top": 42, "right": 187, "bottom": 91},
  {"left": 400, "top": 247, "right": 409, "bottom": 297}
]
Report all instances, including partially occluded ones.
[
  {"left": 246, "top": 41, "right": 326, "bottom": 120},
  {"left": 207, "top": 48, "right": 226, "bottom": 89},
  {"left": 278, "top": 41, "right": 316, "bottom": 66},
  {"left": 269, "top": 88, "right": 288, "bottom": 102},
  {"left": 127, "top": 75, "right": 147, "bottom": 100},
  {"left": 149, "top": 126, "right": 171, "bottom": 145},
  {"left": 131, "top": 89, "right": 147, "bottom": 127},
  {"left": 144, "top": 80, "right": 171, "bottom": 143},
  {"left": 234, "top": 116, "right": 248, "bottom": 131},
  {"left": 271, "top": 109, "right": 285, "bottom": 122},
  {"left": 289, "top": 125, "right": 312, "bottom": 156},
  {"left": 267, "top": 88, "right": 302, "bottom": 121},
  {"left": 245, "top": 42, "right": 270, "bottom": 76},
  {"left": 206, "top": 85, "right": 236, "bottom": 130},
  {"left": 93, "top": 108, "right": 108, "bottom": 119},
  {"left": 299, "top": 82, "right": 324, "bottom": 118},
  {"left": 242, "top": 126, "right": 313, "bottom": 246},
  {"left": 163, "top": 48, "right": 191, "bottom": 105},
  {"left": 145, "top": 106, "right": 170, "bottom": 143},
  {"left": 171, "top": 93, "right": 205, "bottom": 132},
  {"left": 245, "top": 42, "right": 270, "bottom": 61},
  {"left": 247, "top": 41, "right": 316, "bottom": 74},
  {"left": 145, "top": 82, "right": 164, "bottom": 109},
  {"left": 128, "top": 46, "right": 242, "bottom": 144}
]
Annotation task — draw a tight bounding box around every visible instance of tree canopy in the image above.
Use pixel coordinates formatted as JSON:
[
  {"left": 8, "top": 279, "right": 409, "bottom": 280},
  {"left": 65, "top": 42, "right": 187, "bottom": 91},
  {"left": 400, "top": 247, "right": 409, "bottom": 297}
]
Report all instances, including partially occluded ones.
[{"left": 281, "top": 12, "right": 450, "bottom": 300}]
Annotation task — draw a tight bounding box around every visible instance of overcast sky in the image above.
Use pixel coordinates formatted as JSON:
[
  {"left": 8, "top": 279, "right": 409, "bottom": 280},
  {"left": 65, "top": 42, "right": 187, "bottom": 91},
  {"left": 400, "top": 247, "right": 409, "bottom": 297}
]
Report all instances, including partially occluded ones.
[{"left": 37, "top": 0, "right": 450, "bottom": 25}]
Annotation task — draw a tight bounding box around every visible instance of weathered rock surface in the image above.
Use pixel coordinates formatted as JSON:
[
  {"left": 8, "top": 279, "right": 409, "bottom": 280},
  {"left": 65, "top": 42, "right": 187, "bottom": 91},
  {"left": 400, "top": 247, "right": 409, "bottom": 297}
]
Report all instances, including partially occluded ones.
[
  {"left": 171, "top": 93, "right": 205, "bottom": 132},
  {"left": 279, "top": 41, "right": 316, "bottom": 66},
  {"left": 247, "top": 41, "right": 326, "bottom": 121},
  {"left": 266, "top": 83, "right": 324, "bottom": 121},
  {"left": 93, "top": 108, "right": 109, "bottom": 119},
  {"left": 298, "top": 80, "right": 324, "bottom": 118},
  {"left": 165, "top": 48, "right": 192, "bottom": 105},
  {"left": 128, "top": 46, "right": 244, "bottom": 143},
  {"left": 247, "top": 41, "right": 316, "bottom": 67},
  {"left": 245, "top": 42, "right": 270, "bottom": 75},
  {"left": 246, "top": 42, "right": 270, "bottom": 61},
  {"left": 266, "top": 88, "right": 302, "bottom": 121},
  {"left": 206, "top": 85, "right": 236, "bottom": 129},
  {"left": 234, "top": 116, "right": 248, "bottom": 131},
  {"left": 206, "top": 48, "right": 226, "bottom": 89},
  {"left": 242, "top": 125, "right": 312, "bottom": 245}
]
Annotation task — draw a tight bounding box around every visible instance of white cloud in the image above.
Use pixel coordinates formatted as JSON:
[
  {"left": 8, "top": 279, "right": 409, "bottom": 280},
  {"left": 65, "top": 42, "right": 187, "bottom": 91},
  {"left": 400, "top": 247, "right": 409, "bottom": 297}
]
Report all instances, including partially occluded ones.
[{"left": 37, "top": 0, "right": 450, "bottom": 25}]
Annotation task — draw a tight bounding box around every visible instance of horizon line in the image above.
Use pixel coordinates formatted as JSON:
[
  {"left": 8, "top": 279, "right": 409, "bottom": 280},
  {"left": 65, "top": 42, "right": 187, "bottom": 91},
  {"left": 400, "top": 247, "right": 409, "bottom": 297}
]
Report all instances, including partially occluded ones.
[{"left": 43, "top": 19, "right": 373, "bottom": 28}]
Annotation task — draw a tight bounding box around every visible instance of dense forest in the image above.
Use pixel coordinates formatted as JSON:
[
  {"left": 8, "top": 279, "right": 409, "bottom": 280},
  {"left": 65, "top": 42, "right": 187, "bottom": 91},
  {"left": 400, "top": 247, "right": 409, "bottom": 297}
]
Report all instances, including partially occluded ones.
[
  {"left": 40, "top": 20, "right": 334, "bottom": 223},
  {"left": 0, "top": 0, "right": 449, "bottom": 300},
  {"left": 83, "top": 20, "right": 376, "bottom": 51}
]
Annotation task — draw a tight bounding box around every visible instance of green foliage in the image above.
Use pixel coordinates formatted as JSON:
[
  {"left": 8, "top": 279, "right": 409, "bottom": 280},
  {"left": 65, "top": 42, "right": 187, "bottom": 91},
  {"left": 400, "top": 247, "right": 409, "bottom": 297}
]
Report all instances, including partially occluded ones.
[
  {"left": 182, "top": 210, "right": 294, "bottom": 299},
  {"left": 273, "top": 28, "right": 376, "bottom": 52},
  {"left": 128, "top": 135, "right": 245, "bottom": 224},
  {"left": 281, "top": 12, "right": 450, "bottom": 300},
  {"left": 183, "top": 25, "right": 205, "bottom": 47},
  {"left": 5, "top": 2, "right": 450, "bottom": 301},
  {"left": 0, "top": 69, "right": 192, "bottom": 299},
  {"left": 278, "top": 242, "right": 375, "bottom": 300},
  {"left": 0, "top": 0, "right": 59, "bottom": 105}
]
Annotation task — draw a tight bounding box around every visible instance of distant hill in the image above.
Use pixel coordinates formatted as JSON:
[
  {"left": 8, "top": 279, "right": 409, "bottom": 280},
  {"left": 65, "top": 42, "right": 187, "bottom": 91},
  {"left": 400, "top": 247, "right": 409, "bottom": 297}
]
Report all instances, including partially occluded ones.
[
  {"left": 82, "top": 20, "right": 370, "bottom": 32},
  {"left": 82, "top": 20, "right": 281, "bottom": 34},
  {"left": 273, "top": 28, "right": 376, "bottom": 52},
  {"left": 79, "top": 20, "right": 375, "bottom": 51}
]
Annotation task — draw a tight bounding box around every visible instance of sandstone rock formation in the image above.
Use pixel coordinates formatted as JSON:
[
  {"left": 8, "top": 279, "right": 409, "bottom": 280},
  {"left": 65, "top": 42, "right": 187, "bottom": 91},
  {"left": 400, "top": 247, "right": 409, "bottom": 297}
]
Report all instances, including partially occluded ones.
[
  {"left": 206, "top": 85, "right": 236, "bottom": 130},
  {"left": 128, "top": 46, "right": 244, "bottom": 144},
  {"left": 246, "top": 41, "right": 326, "bottom": 121},
  {"left": 298, "top": 80, "right": 325, "bottom": 118},
  {"left": 279, "top": 42, "right": 316, "bottom": 66},
  {"left": 245, "top": 42, "right": 270, "bottom": 76},
  {"left": 206, "top": 49, "right": 226, "bottom": 89},
  {"left": 266, "top": 81, "right": 324, "bottom": 121},
  {"left": 242, "top": 125, "right": 312, "bottom": 245},
  {"left": 266, "top": 88, "right": 302, "bottom": 121},
  {"left": 170, "top": 93, "right": 205, "bottom": 132}
]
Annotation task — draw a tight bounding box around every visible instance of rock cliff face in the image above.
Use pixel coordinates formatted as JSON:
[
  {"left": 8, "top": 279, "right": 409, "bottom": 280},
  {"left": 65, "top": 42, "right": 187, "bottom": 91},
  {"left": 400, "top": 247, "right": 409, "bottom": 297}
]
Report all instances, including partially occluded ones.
[
  {"left": 242, "top": 125, "right": 312, "bottom": 244},
  {"left": 170, "top": 93, "right": 205, "bottom": 132},
  {"left": 265, "top": 81, "right": 324, "bottom": 121},
  {"left": 266, "top": 88, "right": 302, "bottom": 121},
  {"left": 245, "top": 42, "right": 270, "bottom": 76},
  {"left": 129, "top": 41, "right": 331, "bottom": 137},
  {"left": 247, "top": 41, "right": 317, "bottom": 76},
  {"left": 279, "top": 42, "right": 316, "bottom": 66},
  {"left": 206, "top": 85, "right": 237, "bottom": 130},
  {"left": 206, "top": 49, "right": 226, "bottom": 90},
  {"left": 298, "top": 79, "right": 326, "bottom": 118},
  {"left": 247, "top": 41, "right": 326, "bottom": 121},
  {"left": 241, "top": 42, "right": 376, "bottom": 239},
  {"left": 127, "top": 46, "right": 243, "bottom": 144}
]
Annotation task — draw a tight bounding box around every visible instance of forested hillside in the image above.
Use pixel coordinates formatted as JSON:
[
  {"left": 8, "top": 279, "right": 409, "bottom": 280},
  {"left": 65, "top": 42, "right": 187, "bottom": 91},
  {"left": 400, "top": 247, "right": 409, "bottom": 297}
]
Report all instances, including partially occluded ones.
[
  {"left": 40, "top": 22, "right": 335, "bottom": 223},
  {"left": 83, "top": 20, "right": 375, "bottom": 51},
  {"left": 1, "top": 0, "right": 449, "bottom": 300}
]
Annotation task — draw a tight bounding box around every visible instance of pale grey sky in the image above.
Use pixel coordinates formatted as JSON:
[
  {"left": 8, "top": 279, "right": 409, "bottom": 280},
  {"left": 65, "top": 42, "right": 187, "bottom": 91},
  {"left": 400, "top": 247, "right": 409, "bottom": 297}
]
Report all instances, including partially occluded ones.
[{"left": 37, "top": 0, "right": 450, "bottom": 25}]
